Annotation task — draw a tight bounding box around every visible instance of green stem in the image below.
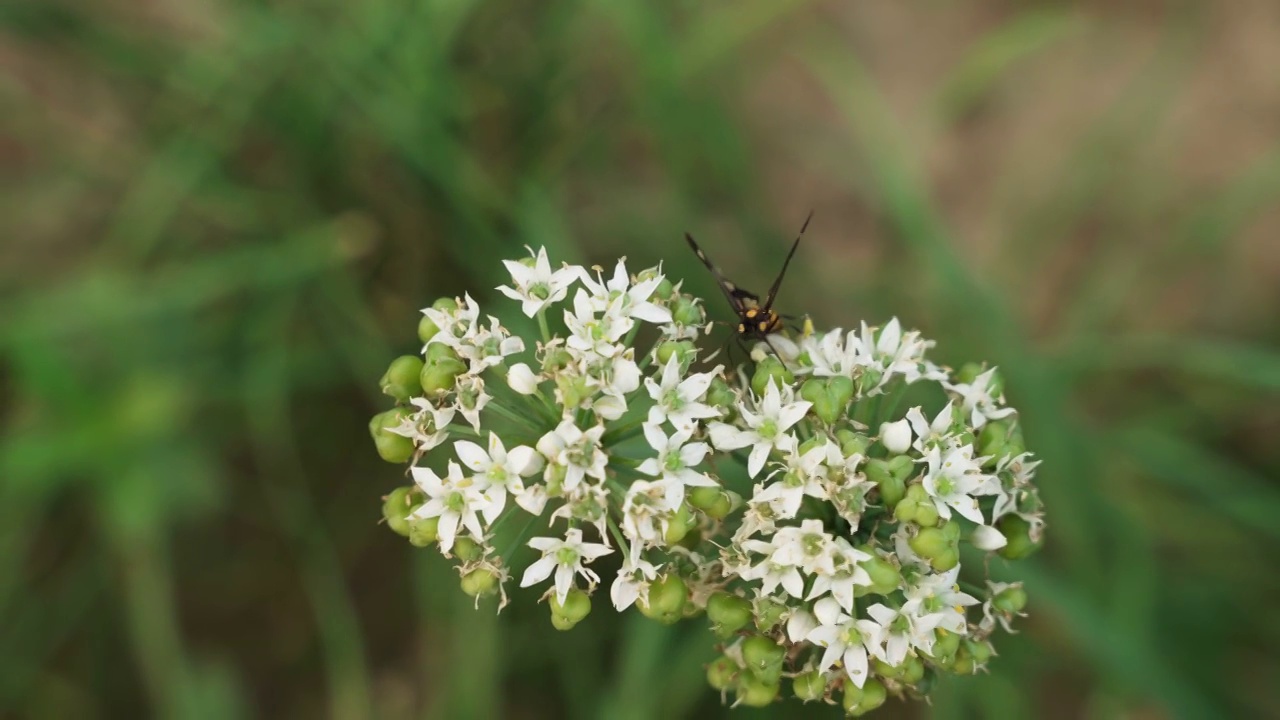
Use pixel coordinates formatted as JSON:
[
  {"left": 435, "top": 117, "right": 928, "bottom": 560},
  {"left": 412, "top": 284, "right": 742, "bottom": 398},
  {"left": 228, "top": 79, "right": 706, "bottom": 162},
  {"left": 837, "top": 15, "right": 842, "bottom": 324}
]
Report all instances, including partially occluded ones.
[
  {"left": 499, "top": 513, "right": 542, "bottom": 564},
  {"left": 537, "top": 308, "right": 552, "bottom": 345},
  {"left": 606, "top": 514, "right": 632, "bottom": 560}
]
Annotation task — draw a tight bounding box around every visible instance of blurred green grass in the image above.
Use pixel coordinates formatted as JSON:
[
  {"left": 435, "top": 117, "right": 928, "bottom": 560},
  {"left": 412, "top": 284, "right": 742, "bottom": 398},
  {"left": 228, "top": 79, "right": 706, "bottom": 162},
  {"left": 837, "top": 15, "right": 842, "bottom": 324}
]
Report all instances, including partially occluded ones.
[{"left": 3, "top": 1, "right": 1279, "bottom": 718}]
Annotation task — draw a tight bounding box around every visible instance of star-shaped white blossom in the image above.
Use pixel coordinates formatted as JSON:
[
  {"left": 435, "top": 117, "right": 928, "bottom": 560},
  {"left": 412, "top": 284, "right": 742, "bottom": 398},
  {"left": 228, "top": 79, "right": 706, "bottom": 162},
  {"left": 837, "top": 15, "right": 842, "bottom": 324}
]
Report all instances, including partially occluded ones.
[
  {"left": 576, "top": 258, "right": 672, "bottom": 324},
  {"left": 806, "top": 537, "right": 873, "bottom": 613},
  {"left": 454, "top": 433, "right": 546, "bottom": 516},
  {"left": 807, "top": 597, "right": 888, "bottom": 688},
  {"left": 946, "top": 367, "right": 1016, "bottom": 429},
  {"left": 645, "top": 355, "right": 722, "bottom": 432},
  {"left": 409, "top": 460, "right": 501, "bottom": 552},
  {"left": 564, "top": 289, "right": 633, "bottom": 359},
  {"left": 611, "top": 557, "right": 660, "bottom": 611},
  {"left": 921, "top": 444, "right": 991, "bottom": 524},
  {"left": 620, "top": 478, "right": 684, "bottom": 558},
  {"left": 901, "top": 566, "right": 979, "bottom": 636},
  {"left": 421, "top": 294, "right": 481, "bottom": 353},
  {"left": 497, "top": 246, "right": 579, "bottom": 317},
  {"left": 637, "top": 424, "right": 717, "bottom": 489},
  {"left": 709, "top": 380, "right": 811, "bottom": 477},
  {"left": 536, "top": 419, "right": 607, "bottom": 492},
  {"left": 520, "top": 528, "right": 613, "bottom": 604}
]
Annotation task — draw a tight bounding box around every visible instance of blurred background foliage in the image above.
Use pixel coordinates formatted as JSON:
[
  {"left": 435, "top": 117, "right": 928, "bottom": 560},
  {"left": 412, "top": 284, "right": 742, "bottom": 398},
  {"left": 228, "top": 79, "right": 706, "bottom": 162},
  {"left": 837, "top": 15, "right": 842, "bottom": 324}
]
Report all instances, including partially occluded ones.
[{"left": 2, "top": 0, "right": 1278, "bottom": 718}]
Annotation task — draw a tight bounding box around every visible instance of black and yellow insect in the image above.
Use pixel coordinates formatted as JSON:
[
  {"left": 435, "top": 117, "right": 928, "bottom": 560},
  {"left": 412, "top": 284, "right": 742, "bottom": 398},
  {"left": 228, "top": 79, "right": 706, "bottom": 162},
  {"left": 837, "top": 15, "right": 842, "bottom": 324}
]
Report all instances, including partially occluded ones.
[{"left": 684, "top": 212, "right": 812, "bottom": 353}]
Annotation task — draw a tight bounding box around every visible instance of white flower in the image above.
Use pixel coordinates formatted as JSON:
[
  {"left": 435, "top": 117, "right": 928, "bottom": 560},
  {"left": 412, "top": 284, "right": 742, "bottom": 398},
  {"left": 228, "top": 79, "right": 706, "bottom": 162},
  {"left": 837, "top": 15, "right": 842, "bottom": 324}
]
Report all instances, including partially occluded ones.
[
  {"left": 738, "top": 537, "right": 805, "bottom": 598},
  {"left": 645, "top": 355, "right": 722, "bottom": 432},
  {"left": 520, "top": 528, "right": 613, "bottom": 604},
  {"left": 549, "top": 482, "right": 611, "bottom": 541},
  {"left": 385, "top": 397, "right": 456, "bottom": 452},
  {"left": 866, "top": 602, "right": 937, "bottom": 665},
  {"left": 409, "top": 460, "right": 501, "bottom": 552},
  {"left": 576, "top": 258, "right": 672, "bottom": 324},
  {"left": 905, "top": 403, "right": 955, "bottom": 452},
  {"left": 611, "top": 557, "right": 659, "bottom": 611},
  {"left": 459, "top": 316, "right": 525, "bottom": 370},
  {"left": 453, "top": 373, "right": 491, "bottom": 432},
  {"left": 807, "top": 597, "right": 887, "bottom": 688},
  {"left": 854, "top": 318, "right": 939, "bottom": 388},
  {"left": 580, "top": 350, "right": 642, "bottom": 421},
  {"left": 506, "top": 362, "right": 541, "bottom": 395},
  {"left": 709, "top": 380, "right": 811, "bottom": 478},
  {"left": 880, "top": 418, "right": 912, "bottom": 454},
  {"left": 752, "top": 441, "right": 832, "bottom": 519},
  {"left": 637, "top": 424, "right": 717, "bottom": 489},
  {"left": 979, "top": 581, "right": 1025, "bottom": 635},
  {"left": 901, "top": 566, "right": 979, "bottom": 637},
  {"left": 806, "top": 327, "right": 860, "bottom": 378},
  {"left": 421, "top": 294, "right": 481, "bottom": 353},
  {"left": 621, "top": 478, "right": 684, "bottom": 557},
  {"left": 970, "top": 524, "right": 1008, "bottom": 551},
  {"left": 497, "top": 246, "right": 579, "bottom": 317},
  {"left": 564, "top": 290, "right": 632, "bottom": 359},
  {"left": 454, "top": 433, "right": 546, "bottom": 516},
  {"left": 946, "top": 367, "right": 1016, "bottom": 429},
  {"left": 806, "top": 538, "right": 873, "bottom": 613},
  {"left": 536, "top": 419, "right": 607, "bottom": 492},
  {"left": 786, "top": 607, "right": 818, "bottom": 644},
  {"left": 921, "top": 445, "right": 990, "bottom": 524}
]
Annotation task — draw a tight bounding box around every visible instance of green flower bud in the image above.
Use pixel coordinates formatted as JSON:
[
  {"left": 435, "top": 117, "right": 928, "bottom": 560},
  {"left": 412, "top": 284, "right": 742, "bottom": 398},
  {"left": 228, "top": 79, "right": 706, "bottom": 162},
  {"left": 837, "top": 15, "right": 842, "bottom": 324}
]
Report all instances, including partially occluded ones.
[
  {"left": 965, "top": 638, "right": 994, "bottom": 665},
  {"left": 706, "top": 655, "right": 738, "bottom": 691},
  {"left": 792, "top": 670, "right": 827, "bottom": 702},
  {"left": 544, "top": 464, "right": 567, "bottom": 497},
  {"left": 654, "top": 277, "right": 675, "bottom": 300},
  {"left": 751, "top": 357, "right": 793, "bottom": 398},
  {"left": 887, "top": 454, "right": 915, "bottom": 481},
  {"left": 452, "top": 537, "right": 482, "bottom": 563},
  {"left": 930, "top": 628, "right": 962, "bottom": 662},
  {"left": 374, "top": 430, "right": 415, "bottom": 463},
  {"left": 542, "top": 347, "right": 573, "bottom": 373},
  {"left": 857, "top": 368, "right": 882, "bottom": 396},
  {"left": 735, "top": 674, "right": 780, "bottom": 708},
  {"left": 837, "top": 430, "right": 871, "bottom": 458},
  {"left": 690, "top": 487, "right": 733, "bottom": 520},
  {"left": 425, "top": 342, "right": 460, "bottom": 364},
  {"left": 866, "top": 459, "right": 905, "bottom": 509},
  {"left": 556, "top": 374, "right": 591, "bottom": 409},
  {"left": 664, "top": 504, "right": 694, "bottom": 545},
  {"left": 672, "top": 297, "right": 703, "bottom": 326},
  {"left": 994, "top": 584, "right": 1028, "bottom": 614},
  {"left": 856, "top": 554, "right": 902, "bottom": 597},
  {"left": 909, "top": 527, "right": 949, "bottom": 561},
  {"left": 955, "top": 362, "right": 983, "bottom": 384},
  {"left": 996, "top": 514, "right": 1041, "bottom": 560},
  {"left": 900, "top": 654, "right": 925, "bottom": 683},
  {"left": 706, "top": 377, "right": 737, "bottom": 411},
  {"left": 978, "top": 419, "right": 1009, "bottom": 460},
  {"left": 931, "top": 547, "right": 959, "bottom": 572},
  {"left": 421, "top": 357, "right": 466, "bottom": 395},
  {"left": 827, "top": 375, "right": 855, "bottom": 411},
  {"left": 799, "top": 379, "right": 838, "bottom": 425},
  {"left": 407, "top": 516, "right": 439, "bottom": 547},
  {"left": 460, "top": 568, "right": 500, "bottom": 598},
  {"left": 418, "top": 315, "right": 440, "bottom": 344},
  {"left": 872, "top": 658, "right": 903, "bottom": 680},
  {"left": 381, "top": 486, "right": 421, "bottom": 536},
  {"left": 741, "top": 635, "right": 785, "bottom": 684},
  {"left": 550, "top": 588, "right": 592, "bottom": 629},
  {"left": 707, "top": 592, "right": 753, "bottom": 639},
  {"left": 381, "top": 355, "right": 425, "bottom": 402},
  {"left": 638, "top": 574, "right": 686, "bottom": 625},
  {"left": 753, "top": 598, "right": 786, "bottom": 631},
  {"left": 655, "top": 340, "right": 697, "bottom": 368},
  {"left": 842, "top": 677, "right": 887, "bottom": 716}
]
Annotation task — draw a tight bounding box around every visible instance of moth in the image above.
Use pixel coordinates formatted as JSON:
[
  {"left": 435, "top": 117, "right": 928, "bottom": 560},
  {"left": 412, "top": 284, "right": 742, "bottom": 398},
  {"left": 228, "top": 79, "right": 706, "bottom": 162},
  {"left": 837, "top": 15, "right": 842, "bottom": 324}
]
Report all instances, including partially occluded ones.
[{"left": 683, "top": 212, "right": 812, "bottom": 358}]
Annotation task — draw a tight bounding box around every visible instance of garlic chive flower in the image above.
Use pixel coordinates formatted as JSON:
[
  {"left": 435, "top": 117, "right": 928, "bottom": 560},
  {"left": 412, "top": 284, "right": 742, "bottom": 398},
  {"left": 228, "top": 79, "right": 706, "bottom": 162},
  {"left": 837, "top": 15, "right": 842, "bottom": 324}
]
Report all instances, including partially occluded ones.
[{"left": 372, "top": 245, "right": 1045, "bottom": 712}]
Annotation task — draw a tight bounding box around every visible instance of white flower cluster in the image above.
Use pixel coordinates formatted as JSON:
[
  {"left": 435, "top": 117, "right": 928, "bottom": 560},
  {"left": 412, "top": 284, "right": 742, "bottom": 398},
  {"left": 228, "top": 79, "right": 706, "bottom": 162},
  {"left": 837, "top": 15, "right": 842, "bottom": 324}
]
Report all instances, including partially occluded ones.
[{"left": 373, "top": 246, "right": 1045, "bottom": 714}]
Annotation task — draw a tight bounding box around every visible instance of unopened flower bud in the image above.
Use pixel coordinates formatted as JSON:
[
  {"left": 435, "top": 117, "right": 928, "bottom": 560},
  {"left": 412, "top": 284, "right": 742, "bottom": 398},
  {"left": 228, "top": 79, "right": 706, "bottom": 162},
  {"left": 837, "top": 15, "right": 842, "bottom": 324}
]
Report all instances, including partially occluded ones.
[
  {"left": 706, "top": 377, "right": 737, "bottom": 411},
  {"left": 856, "top": 553, "right": 902, "bottom": 597},
  {"left": 638, "top": 574, "right": 687, "bottom": 625},
  {"left": 842, "top": 677, "right": 886, "bottom": 716},
  {"left": 550, "top": 588, "right": 592, "bottom": 630},
  {"left": 381, "top": 486, "right": 421, "bottom": 536},
  {"left": 837, "top": 429, "right": 871, "bottom": 457},
  {"left": 751, "top": 358, "right": 793, "bottom": 398},
  {"left": 792, "top": 670, "right": 826, "bottom": 702},
  {"left": 930, "top": 628, "right": 962, "bottom": 662},
  {"left": 800, "top": 378, "right": 840, "bottom": 425},
  {"left": 706, "top": 655, "right": 738, "bottom": 691},
  {"left": 380, "top": 355, "right": 425, "bottom": 402},
  {"left": 407, "top": 516, "right": 440, "bottom": 547},
  {"left": 707, "top": 592, "right": 753, "bottom": 639},
  {"left": 741, "top": 635, "right": 785, "bottom": 684},
  {"left": 865, "top": 459, "right": 905, "bottom": 509},
  {"left": 420, "top": 357, "right": 466, "bottom": 395},
  {"left": 664, "top": 504, "right": 694, "bottom": 544},
  {"left": 753, "top": 598, "right": 786, "bottom": 631},
  {"left": 997, "top": 514, "right": 1041, "bottom": 560},
  {"left": 506, "top": 363, "right": 540, "bottom": 394},
  {"left": 969, "top": 524, "right": 1008, "bottom": 551},
  {"left": 451, "top": 537, "right": 482, "bottom": 563},
  {"left": 460, "top": 568, "right": 500, "bottom": 598},
  {"left": 671, "top": 297, "right": 703, "bottom": 326},
  {"left": 418, "top": 315, "right": 440, "bottom": 344},
  {"left": 880, "top": 418, "right": 912, "bottom": 454},
  {"left": 994, "top": 584, "right": 1028, "bottom": 614},
  {"left": 735, "top": 674, "right": 779, "bottom": 708}
]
